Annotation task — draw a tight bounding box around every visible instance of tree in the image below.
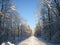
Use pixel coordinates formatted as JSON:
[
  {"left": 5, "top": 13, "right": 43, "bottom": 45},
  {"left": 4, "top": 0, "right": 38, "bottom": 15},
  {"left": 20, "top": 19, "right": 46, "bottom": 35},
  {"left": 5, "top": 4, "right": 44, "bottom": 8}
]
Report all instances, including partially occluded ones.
[
  {"left": 35, "top": 0, "right": 60, "bottom": 43},
  {"left": 0, "top": 0, "right": 26, "bottom": 44}
]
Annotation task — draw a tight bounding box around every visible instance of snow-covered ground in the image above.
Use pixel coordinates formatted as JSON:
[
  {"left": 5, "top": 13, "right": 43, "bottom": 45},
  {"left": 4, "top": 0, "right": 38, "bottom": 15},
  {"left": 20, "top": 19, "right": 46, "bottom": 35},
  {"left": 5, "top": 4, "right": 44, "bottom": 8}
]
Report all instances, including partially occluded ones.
[
  {"left": 1, "top": 36, "right": 59, "bottom": 45},
  {"left": 19, "top": 36, "right": 54, "bottom": 45},
  {"left": 1, "top": 42, "right": 14, "bottom": 45}
]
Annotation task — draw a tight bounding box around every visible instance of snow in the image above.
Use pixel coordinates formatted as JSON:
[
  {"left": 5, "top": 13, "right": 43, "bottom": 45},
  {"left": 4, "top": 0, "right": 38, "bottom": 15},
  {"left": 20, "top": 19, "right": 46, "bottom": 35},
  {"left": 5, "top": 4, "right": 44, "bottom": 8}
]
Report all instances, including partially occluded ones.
[
  {"left": 7, "top": 42, "right": 15, "bottom": 45},
  {"left": 18, "top": 36, "right": 54, "bottom": 45},
  {"left": 1, "top": 36, "right": 58, "bottom": 45},
  {"left": 1, "top": 43, "right": 5, "bottom": 45},
  {"left": 1, "top": 42, "right": 15, "bottom": 45}
]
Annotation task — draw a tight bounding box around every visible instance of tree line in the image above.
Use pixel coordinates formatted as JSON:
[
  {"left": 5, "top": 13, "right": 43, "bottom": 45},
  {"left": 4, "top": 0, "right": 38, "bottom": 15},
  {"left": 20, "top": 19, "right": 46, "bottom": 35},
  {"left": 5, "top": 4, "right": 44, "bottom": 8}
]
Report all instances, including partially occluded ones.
[
  {"left": 35, "top": 0, "right": 60, "bottom": 43},
  {"left": 0, "top": 0, "right": 32, "bottom": 44}
]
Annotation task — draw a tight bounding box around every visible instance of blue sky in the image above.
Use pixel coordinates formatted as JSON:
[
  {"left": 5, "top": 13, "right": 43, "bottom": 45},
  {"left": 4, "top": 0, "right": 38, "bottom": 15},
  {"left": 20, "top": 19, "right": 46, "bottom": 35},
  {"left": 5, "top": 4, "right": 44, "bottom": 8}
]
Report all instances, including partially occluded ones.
[{"left": 14, "top": 0, "right": 38, "bottom": 29}]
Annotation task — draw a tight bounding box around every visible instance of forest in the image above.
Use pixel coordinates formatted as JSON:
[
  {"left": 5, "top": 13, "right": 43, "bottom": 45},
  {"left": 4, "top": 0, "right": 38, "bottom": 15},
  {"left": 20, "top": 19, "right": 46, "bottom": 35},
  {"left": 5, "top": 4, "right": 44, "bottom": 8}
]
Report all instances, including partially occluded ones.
[
  {"left": 0, "top": 0, "right": 60, "bottom": 45},
  {"left": 35, "top": 0, "right": 60, "bottom": 43},
  {"left": 0, "top": 0, "right": 32, "bottom": 44}
]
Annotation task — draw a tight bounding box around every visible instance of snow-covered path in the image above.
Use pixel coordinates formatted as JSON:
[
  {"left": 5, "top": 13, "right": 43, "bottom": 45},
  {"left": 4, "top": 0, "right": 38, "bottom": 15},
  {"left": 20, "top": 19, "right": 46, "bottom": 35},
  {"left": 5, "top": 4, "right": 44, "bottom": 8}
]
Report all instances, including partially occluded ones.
[
  {"left": 1, "top": 36, "right": 57, "bottom": 45},
  {"left": 18, "top": 36, "right": 53, "bottom": 45}
]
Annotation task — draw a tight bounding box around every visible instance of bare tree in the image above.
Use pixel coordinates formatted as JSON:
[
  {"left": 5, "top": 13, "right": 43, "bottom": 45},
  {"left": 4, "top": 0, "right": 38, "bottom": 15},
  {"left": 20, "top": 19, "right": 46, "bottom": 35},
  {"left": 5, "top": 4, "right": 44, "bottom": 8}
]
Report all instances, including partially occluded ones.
[{"left": 35, "top": 0, "right": 60, "bottom": 43}]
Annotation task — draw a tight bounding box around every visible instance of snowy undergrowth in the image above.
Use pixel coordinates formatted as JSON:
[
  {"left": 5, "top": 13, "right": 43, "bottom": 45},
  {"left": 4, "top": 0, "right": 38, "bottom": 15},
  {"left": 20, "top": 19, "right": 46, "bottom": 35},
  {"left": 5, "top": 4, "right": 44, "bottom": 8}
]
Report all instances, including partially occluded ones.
[{"left": 1, "top": 42, "right": 15, "bottom": 45}]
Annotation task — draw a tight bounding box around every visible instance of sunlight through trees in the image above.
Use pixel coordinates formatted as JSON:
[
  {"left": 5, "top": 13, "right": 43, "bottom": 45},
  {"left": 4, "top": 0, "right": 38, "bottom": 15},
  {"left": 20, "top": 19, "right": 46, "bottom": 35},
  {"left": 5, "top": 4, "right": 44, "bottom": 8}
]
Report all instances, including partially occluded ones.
[
  {"left": 35, "top": 0, "right": 60, "bottom": 43},
  {"left": 0, "top": 0, "right": 32, "bottom": 44}
]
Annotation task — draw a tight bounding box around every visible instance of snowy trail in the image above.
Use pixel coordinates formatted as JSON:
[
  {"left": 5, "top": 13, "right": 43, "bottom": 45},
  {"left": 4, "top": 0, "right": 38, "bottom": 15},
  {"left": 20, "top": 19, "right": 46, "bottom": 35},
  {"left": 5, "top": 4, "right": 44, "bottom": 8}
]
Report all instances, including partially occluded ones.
[
  {"left": 1, "top": 36, "right": 55, "bottom": 45},
  {"left": 18, "top": 36, "right": 53, "bottom": 45}
]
